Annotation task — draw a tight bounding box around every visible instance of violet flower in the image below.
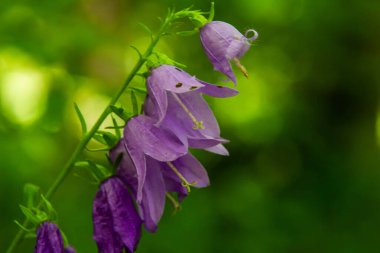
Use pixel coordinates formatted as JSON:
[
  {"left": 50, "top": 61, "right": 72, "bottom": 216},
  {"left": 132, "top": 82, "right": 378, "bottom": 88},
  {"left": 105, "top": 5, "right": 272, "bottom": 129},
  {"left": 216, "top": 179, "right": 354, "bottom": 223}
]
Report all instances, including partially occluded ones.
[
  {"left": 93, "top": 176, "right": 142, "bottom": 253},
  {"left": 200, "top": 21, "right": 258, "bottom": 84},
  {"left": 34, "top": 222, "right": 76, "bottom": 253},
  {"left": 144, "top": 64, "right": 238, "bottom": 155},
  {"left": 122, "top": 114, "right": 187, "bottom": 203},
  {"left": 110, "top": 137, "right": 209, "bottom": 232}
]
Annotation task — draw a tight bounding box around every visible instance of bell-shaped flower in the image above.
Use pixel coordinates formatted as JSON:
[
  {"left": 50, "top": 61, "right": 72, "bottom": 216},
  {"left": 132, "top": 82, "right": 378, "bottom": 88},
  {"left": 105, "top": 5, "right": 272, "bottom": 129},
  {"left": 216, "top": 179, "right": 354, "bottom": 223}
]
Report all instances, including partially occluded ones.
[
  {"left": 92, "top": 176, "right": 142, "bottom": 253},
  {"left": 200, "top": 21, "right": 258, "bottom": 84},
  {"left": 34, "top": 222, "right": 76, "bottom": 253},
  {"left": 145, "top": 64, "right": 238, "bottom": 155},
  {"left": 110, "top": 139, "right": 209, "bottom": 233},
  {"left": 122, "top": 115, "right": 187, "bottom": 203}
]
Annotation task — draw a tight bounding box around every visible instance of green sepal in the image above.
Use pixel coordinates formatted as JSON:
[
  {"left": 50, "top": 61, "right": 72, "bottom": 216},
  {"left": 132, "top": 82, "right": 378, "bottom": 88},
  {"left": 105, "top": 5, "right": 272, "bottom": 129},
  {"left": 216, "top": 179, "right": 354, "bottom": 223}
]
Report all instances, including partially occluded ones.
[
  {"left": 74, "top": 160, "right": 112, "bottom": 183},
  {"left": 208, "top": 2, "right": 215, "bottom": 22},
  {"left": 14, "top": 220, "right": 35, "bottom": 233},
  {"left": 74, "top": 103, "right": 87, "bottom": 135},
  {"left": 19, "top": 205, "right": 45, "bottom": 225},
  {"left": 130, "top": 45, "right": 143, "bottom": 61},
  {"left": 111, "top": 114, "right": 121, "bottom": 138},
  {"left": 23, "top": 183, "right": 40, "bottom": 209},
  {"left": 41, "top": 195, "right": 58, "bottom": 221},
  {"left": 176, "top": 29, "right": 199, "bottom": 36},
  {"left": 131, "top": 91, "right": 139, "bottom": 115},
  {"left": 138, "top": 22, "right": 154, "bottom": 41},
  {"left": 146, "top": 52, "right": 187, "bottom": 69},
  {"left": 109, "top": 105, "right": 132, "bottom": 122},
  {"left": 93, "top": 130, "right": 119, "bottom": 148}
]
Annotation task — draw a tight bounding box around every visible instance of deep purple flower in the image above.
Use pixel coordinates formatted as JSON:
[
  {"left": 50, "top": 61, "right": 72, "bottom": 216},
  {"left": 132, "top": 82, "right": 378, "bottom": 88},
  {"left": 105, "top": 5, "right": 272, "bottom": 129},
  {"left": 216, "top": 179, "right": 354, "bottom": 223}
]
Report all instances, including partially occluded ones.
[
  {"left": 93, "top": 176, "right": 142, "bottom": 253},
  {"left": 34, "top": 222, "right": 76, "bottom": 253},
  {"left": 110, "top": 138, "right": 209, "bottom": 232},
  {"left": 122, "top": 114, "right": 187, "bottom": 203},
  {"left": 200, "top": 21, "right": 258, "bottom": 84},
  {"left": 144, "top": 64, "right": 238, "bottom": 155}
]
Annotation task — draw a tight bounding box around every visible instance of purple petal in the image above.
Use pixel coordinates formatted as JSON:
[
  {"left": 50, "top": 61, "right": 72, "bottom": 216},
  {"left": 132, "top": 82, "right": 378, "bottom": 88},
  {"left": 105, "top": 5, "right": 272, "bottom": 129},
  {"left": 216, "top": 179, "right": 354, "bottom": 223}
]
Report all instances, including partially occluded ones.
[
  {"left": 200, "top": 21, "right": 251, "bottom": 84},
  {"left": 93, "top": 177, "right": 142, "bottom": 253},
  {"left": 110, "top": 139, "right": 139, "bottom": 195},
  {"left": 35, "top": 222, "right": 65, "bottom": 253},
  {"left": 197, "top": 80, "right": 239, "bottom": 98},
  {"left": 139, "top": 157, "right": 166, "bottom": 232},
  {"left": 93, "top": 181, "right": 124, "bottom": 253},
  {"left": 204, "top": 144, "right": 229, "bottom": 156},
  {"left": 124, "top": 115, "right": 187, "bottom": 162},
  {"left": 64, "top": 246, "right": 76, "bottom": 253},
  {"left": 147, "top": 65, "right": 204, "bottom": 124},
  {"left": 162, "top": 153, "right": 210, "bottom": 189},
  {"left": 149, "top": 65, "right": 204, "bottom": 94},
  {"left": 163, "top": 173, "right": 188, "bottom": 202},
  {"left": 145, "top": 91, "right": 229, "bottom": 152}
]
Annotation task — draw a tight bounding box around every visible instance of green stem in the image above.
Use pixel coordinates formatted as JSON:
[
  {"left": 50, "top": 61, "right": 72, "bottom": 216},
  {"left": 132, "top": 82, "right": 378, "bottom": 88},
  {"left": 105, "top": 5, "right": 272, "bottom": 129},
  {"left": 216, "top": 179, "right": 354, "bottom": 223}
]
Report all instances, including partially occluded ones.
[{"left": 6, "top": 14, "right": 172, "bottom": 253}]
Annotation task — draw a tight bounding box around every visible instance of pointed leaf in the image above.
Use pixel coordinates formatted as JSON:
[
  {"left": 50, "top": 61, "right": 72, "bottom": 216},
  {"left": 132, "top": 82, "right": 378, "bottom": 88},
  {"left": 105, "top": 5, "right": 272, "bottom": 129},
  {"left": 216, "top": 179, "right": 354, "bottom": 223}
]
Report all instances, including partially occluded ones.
[
  {"left": 41, "top": 195, "right": 57, "bottom": 221},
  {"left": 93, "top": 131, "right": 119, "bottom": 147},
  {"left": 74, "top": 103, "right": 87, "bottom": 135},
  {"left": 131, "top": 91, "right": 138, "bottom": 115},
  {"left": 138, "top": 22, "right": 154, "bottom": 40},
  {"left": 14, "top": 220, "right": 34, "bottom": 232},
  {"left": 208, "top": 2, "right": 215, "bottom": 22},
  {"left": 19, "top": 205, "right": 40, "bottom": 224},
  {"left": 109, "top": 105, "right": 132, "bottom": 121},
  {"left": 176, "top": 30, "right": 199, "bottom": 36},
  {"left": 23, "top": 183, "right": 40, "bottom": 208},
  {"left": 130, "top": 45, "right": 143, "bottom": 60},
  {"left": 111, "top": 114, "right": 121, "bottom": 138}
]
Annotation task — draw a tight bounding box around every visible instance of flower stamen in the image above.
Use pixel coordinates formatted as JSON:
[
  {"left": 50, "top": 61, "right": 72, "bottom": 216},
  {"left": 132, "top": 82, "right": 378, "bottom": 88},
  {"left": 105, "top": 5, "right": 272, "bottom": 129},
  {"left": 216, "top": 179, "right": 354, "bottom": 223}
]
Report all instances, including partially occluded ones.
[
  {"left": 166, "top": 161, "right": 197, "bottom": 192},
  {"left": 172, "top": 93, "right": 205, "bottom": 130},
  {"left": 165, "top": 192, "right": 182, "bottom": 214},
  {"left": 233, "top": 58, "right": 248, "bottom": 78}
]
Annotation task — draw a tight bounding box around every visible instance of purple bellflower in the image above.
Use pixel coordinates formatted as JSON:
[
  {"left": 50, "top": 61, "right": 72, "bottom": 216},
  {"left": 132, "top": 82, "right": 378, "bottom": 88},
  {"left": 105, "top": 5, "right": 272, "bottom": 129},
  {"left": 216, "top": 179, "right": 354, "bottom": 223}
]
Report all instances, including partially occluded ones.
[
  {"left": 110, "top": 130, "right": 209, "bottom": 232},
  {"left": 93, "top": 176, "right": 142, "bottom": 253},
  {"left": 122, "top": 114, "right": 187, "bottom": 203},
  {"left": 200, "top": 21, "right": 258, "bottom": 84},
  {"left": 144, "top": 64, "right": 238, "bottom": 155},
  {"left": 34, "top": 222, "right": 76, "bottom": 253}
]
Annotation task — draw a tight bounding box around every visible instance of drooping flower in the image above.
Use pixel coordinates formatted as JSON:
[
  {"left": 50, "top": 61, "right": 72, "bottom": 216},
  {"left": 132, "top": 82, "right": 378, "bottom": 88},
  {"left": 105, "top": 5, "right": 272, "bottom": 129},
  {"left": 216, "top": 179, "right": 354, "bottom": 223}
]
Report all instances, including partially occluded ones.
[
  {"left": 122, "top": 114, "right": 187, "bottom": 203},
  {"left": 144, "top": 64, "right": 238, "bottom": 155},
  {"left": 34, "top": 222, "right": 76, "bottom": 253},
  {"left": 92, "top": 176, "right": 142, "bottom": 253},
  {"left": 200, "top": 21, "right": 258, "bottom": 84},
  {"left": 110, "top": 137, "right": 209, "bottom": 232}
]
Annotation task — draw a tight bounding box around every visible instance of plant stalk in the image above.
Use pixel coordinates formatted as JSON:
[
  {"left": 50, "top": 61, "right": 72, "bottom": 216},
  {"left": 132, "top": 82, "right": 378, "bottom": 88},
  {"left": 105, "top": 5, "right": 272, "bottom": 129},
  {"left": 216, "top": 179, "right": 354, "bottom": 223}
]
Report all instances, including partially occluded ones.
[{"left": 5, "top": 15, "right": 172, "bottom": 253}]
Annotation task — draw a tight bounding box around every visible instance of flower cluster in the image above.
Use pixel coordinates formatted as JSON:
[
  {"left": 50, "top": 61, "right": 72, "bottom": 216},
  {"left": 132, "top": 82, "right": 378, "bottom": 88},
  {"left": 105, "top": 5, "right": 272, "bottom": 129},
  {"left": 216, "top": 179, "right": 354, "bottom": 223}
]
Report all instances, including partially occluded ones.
[
  {"left": 91, "top": 19, "right": 257, "bottom": 252},
  {"left": 29, "top": 8, "right": 257, "bottom": 253}
]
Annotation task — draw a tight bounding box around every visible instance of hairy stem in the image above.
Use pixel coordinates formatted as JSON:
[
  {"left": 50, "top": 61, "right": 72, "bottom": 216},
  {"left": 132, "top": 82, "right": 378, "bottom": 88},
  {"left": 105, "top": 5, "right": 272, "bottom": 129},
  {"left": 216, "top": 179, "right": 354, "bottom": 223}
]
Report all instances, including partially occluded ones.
[{"left": 5, "top": 14, "right": 173, "bottom": 253}]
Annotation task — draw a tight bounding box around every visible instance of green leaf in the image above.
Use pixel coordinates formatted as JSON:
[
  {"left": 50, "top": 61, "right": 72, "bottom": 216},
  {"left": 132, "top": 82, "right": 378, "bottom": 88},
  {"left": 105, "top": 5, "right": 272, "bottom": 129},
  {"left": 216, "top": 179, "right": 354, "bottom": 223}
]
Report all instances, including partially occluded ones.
[
  {"left": 93, "top": 131, "right": 118, "bottom": 148},
  {"left": 128, "top": 86, "right": 147, "bottom": 94},
  {"left": 138, "top": 22, "right": 154, "bottom": 41},
  {"left": 131, "top": 91, "right": 138, "bottom": 115},
  {"left": 109, "top": 105, "right": 132, "bottom": 121},
  {"left": 146, "top": 52, "right": 187, "bottom": 69},
  {"left": 176, "top": 30, "right": 199, "bottom": 36},
  {"left": 23, "top": 183, "right": 40, "bottom": 208},
  {"left": 75, "top": 160, "right": 111, "bottom": 183},
  {"left": 14, "top": 220, "right": 34, "bottom": 232},
  {"left": 19, "top": 205, "right": 40, "bottom": 224},
  {"left": 208, "top": 2, "right": 215, "bottom": 22},
  {"left": 111, "top": 115, "right": 121, "bottom": 138},
  {"left": 41, "top": 195, "right": 57, "bottom": 221},
  {"left": 74, "top": 103, "right": 87, "bottom": 135},
  {"left": 130, "top": 45, "right": 143, "bottom": 61}
]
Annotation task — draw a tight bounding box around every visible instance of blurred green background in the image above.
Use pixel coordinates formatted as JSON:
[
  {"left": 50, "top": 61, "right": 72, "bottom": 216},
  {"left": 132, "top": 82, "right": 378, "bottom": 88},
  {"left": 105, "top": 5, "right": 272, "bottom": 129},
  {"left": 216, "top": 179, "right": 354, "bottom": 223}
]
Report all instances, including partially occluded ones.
[{"left": 1, "top": 0, "right": 380, "bottom": 252}]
